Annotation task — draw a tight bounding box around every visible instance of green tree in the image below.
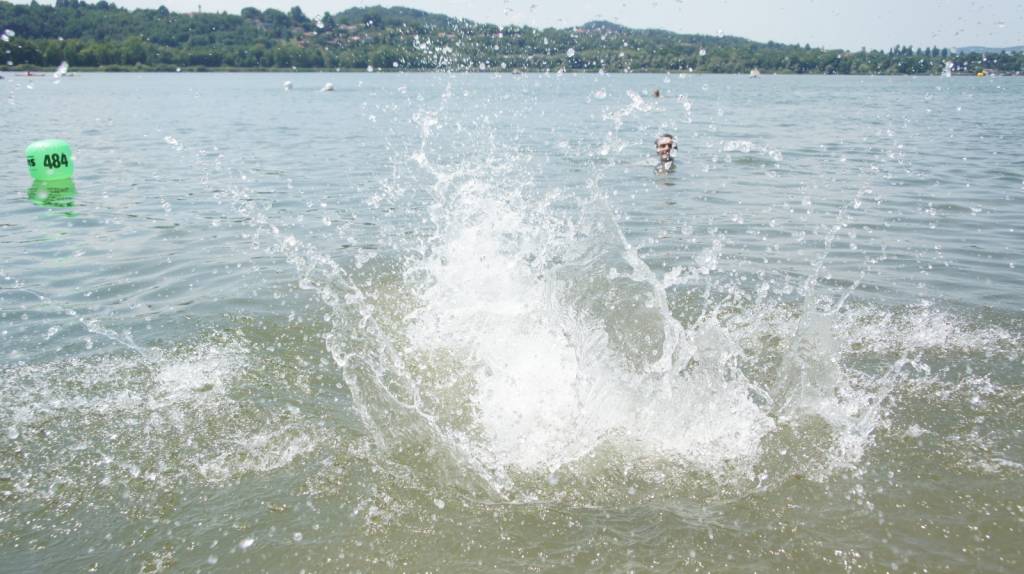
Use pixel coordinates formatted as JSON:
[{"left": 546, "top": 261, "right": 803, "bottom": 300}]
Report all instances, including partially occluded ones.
[{"left": 288, "top": 6, "right": 307, "bottom": 24}]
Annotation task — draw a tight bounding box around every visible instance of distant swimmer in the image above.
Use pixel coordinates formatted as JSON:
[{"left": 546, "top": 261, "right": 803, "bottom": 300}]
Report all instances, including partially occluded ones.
[{"left": 655, "top": 133, "right": 677, "bottom": 174}]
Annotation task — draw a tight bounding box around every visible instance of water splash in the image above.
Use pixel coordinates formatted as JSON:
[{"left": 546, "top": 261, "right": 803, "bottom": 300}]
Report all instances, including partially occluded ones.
[
  {"left": 63, "top": 78, "right": 1016, "bottom": 505},
  {"left": 53, "top": 60, "right": 68, "bottom": 79},
  {"left": 305, "top": 97, "right": 917, "bottom": 496},
  {"left": 0, "top": 331, "right": 294, "bottom": 503},
  {"left": 148, "top": 81, "right": 964, "bottom": 501}
]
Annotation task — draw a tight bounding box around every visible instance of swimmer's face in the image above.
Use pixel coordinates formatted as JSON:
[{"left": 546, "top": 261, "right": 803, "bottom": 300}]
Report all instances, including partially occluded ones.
[{"left": 656, "top": 137, "right": 674, "bottom": 161}]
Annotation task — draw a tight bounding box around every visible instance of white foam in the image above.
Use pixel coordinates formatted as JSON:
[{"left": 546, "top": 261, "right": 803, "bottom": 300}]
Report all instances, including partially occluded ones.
[
  {"left": 0, "top": 333, "right": 325, "bottom": 494},
  {"left": 403, "top": 174, "right": 778, "bottom": 478},
  {"left": 197, "top": 427, "right": 319, "bottom": 481},
  {"left": 721, "top": 140, "right": 784, "bottom": 162}
]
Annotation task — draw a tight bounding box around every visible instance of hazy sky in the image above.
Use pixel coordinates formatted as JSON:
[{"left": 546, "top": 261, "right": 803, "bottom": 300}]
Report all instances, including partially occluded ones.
[{"left": 85, "top": 0, "right": 1024, "bottom": 50}]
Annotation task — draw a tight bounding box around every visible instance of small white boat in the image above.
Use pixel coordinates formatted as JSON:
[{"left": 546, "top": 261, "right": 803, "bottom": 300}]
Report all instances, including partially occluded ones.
[
  {"left": 749, "top": 68, "right": 761, "bottom": 78},
  {"left": 320, "top": 82, "right": 334, "bottom": 92}
]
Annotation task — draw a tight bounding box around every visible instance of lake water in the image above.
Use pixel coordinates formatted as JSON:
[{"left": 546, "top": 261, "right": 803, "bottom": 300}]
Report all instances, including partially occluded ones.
[{"left": 2, "top": 72, "right": 1022, "bottom": 572}]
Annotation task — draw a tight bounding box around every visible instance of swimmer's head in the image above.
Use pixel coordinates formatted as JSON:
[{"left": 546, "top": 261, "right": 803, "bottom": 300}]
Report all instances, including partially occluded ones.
[{"left": 656, "top": 134, "right": 676, "bottom": 161}]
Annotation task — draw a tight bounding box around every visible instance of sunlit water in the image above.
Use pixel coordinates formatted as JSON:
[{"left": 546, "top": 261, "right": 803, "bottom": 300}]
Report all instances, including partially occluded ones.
[{"left": 2, "top": 72, "right": 1022, "bottom": 572}]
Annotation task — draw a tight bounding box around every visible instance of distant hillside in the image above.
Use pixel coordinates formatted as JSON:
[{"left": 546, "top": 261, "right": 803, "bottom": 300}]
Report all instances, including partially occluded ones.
[
  {"left": 1, "top": 1, "right": 1021, "bottom": 74},
  {"left": 955, "top": 46, "right": 1024, "bottom": 54}
]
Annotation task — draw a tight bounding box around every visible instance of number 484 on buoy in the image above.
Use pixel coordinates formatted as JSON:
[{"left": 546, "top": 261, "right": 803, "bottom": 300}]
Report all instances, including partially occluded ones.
[{"left": 26, "top": 139, "right": 75, "bottom": 181}]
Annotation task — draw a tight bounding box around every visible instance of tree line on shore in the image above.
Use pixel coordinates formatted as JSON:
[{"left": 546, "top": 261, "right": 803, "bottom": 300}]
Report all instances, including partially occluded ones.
[{"left": 1, "top": 0, "right": 1020, "bottom": 74}]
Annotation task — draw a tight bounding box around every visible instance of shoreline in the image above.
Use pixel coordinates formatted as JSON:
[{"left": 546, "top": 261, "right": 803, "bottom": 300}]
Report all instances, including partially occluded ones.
[{"left": 3, "top": 65, "right": 1019, "bottom": 77}]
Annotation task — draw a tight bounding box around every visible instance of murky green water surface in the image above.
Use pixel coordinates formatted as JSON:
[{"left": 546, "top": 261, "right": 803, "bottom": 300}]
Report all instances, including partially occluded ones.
[{"left": 2, "top": 72, "right": 1022, "bottom": 572}]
